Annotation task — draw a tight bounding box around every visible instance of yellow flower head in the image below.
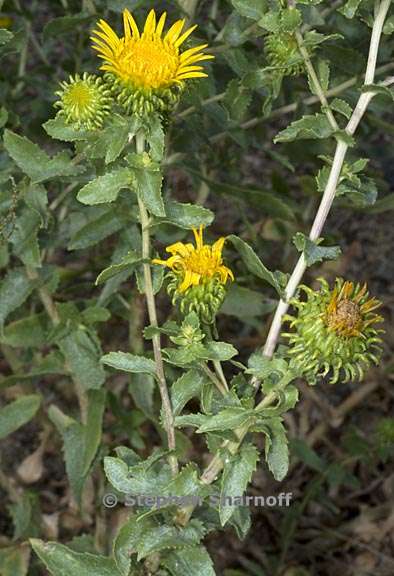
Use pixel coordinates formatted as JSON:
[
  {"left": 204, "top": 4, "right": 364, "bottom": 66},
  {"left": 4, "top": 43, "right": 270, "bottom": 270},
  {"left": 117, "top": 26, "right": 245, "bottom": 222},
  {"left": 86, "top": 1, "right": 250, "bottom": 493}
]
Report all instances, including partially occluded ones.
[
  {"left": 91, "top": 8, "right": 213, "bottom": 114},
  {"left": 153, "top": 226, "right": 234, "bottom": 293}
]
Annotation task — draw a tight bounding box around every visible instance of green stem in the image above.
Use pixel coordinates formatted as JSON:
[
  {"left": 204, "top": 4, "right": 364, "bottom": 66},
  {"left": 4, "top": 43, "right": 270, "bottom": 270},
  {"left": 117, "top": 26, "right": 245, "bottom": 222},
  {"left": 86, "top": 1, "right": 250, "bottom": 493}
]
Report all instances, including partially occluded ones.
[
  {"left": 200, "top": 363, "right": 227, "bottom": 396},
  {"left": 204, "top": 323, "right": 228, "bottom": 391},
  {"left": 135, "top": 132, "right": 178, "bottom": 476},
  {"left": 293, "top": 28, "right": 339, "bottom": 131}
]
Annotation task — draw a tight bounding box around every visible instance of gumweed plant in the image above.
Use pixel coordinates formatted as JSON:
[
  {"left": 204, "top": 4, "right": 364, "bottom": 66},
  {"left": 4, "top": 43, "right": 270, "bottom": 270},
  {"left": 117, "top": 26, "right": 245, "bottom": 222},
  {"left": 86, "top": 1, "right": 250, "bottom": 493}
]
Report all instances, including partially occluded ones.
[{"left": 0, "top": 1, "right": 392, "bottom": 574}]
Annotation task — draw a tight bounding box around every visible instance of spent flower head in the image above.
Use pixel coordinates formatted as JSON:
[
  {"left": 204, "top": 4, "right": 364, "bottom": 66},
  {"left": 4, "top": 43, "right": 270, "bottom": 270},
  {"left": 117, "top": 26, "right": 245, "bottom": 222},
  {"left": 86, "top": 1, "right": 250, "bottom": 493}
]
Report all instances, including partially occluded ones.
[
  {"left": 283, "top": 278, "right": 384, "bottom": 384},
  {"left": 91, "top": 9, "right": 213, "bottom": 116}
]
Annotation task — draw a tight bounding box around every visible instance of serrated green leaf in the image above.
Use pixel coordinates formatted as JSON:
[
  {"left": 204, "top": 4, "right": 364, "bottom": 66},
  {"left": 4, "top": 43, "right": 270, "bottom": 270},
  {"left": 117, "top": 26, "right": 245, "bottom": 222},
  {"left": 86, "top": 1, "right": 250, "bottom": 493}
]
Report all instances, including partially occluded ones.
[
  {"left": 68, "top": 208, "right": 124, "bottom": 250},
  {"left": 171, "top": 370, "right": 207, "bottom": 416},
  {"left": 58, "top": 329, "right": 106, "bottom": 390},
  {"left": 163, "top": 546, "right": 216, "bottom": 576},
  {"left": 113, "top": 515, "right": 153, "bottom": 575},
  {"left": 145, "top": 114, "right": 165, "bottom": 161},
  {"left": 105, "top": 117, "right": 140, "bottom": 164},
  {"left": 0, "top": 106, "right": 8, "bottom": 128},
  {"left": 231, "top": 0, "right": 267, "bottom": 20},
  {"left": 314, "top": 60, "right": 330, "bottom": 93},
  {"left": 43, "top": 13, "right": 94, "bottom": 39},
  {"left": 220, "top": 443, "right": 259, "bottom": 525},
  {"left": 103, "top": 457, "right": 135, "bottom": 493},
  {"left": 43, "top": 117, "right": 91, "bottom": 142},
  {"left": 136, "top": 521, "right": 205, "bottom": 560},
  {"left": 258, "top": 11, "right": 281, "bottom": 33},
  {"left": 101, "top": 351, "right": 156, "bottom": 377},
  {"left": 383, "top": 15, "right": 394, "bottom": 35},
  {"left": 1, "top": 313, "right": 47, "bottom": 348},
  {"left": 228, "top": 506, "right": 251, "bottom": 540},
  {"left": 136, "top": 261, "right": 164, "bottom": 296},
  {"left": 163, "top": 463, "right": 208, "bottom": 499},
  {"left": 49, "top": 391, "right": 105, "bottom": 502},
  {"left": 9, "top": 207, "right": 41, "bottom": 267},
  {"left": 338, "top": 0, "right": 363, "bottom": 18},
  {"left": 224, "top": 79, "right": 252, "bottom": 122},
  {"left": 3, "top": 130, "right": 84, "bottom": 183},
  {"left": 330, "top": 97, "right": 352, "bottom": 119},
  {"left": 161, "top": 200, "right": 214, "bottom": 229},
  {"left": 25, "top": 184, "right": 49, "bottom": 228},
  {"left": 9, "top": 491, "right": 41, "bottom": 540},
  {"left": 293, "top": 233, "right": 341, "bottom": 266},
  {"left": 95, "top": 251, "right": 141, "bottom": 285},
  {"left": 104, "top": 451, "right": 171, "bottom": 495},
  {"left": 174, "top": 413, "right": 207, "bottom": 429},
  {"left": 263, "top": 418, "right": 289, "bottom": 481},
  {"left": 200, "top": 341, "right": 238, "bottom": 362},
  {"left": 0, "top": 395, "right": 41, "bottom": 439},
  {"left": 77, "top": 169, "right": 132, "bottom": 205},
  {"left": 30, "top": 540, "right": 121, "bottom": 576},
  {"left": 221, "top": 285, "right": 275, "bottom": 319},
  {"left": 0, "top": 268, "right": 34, "bottom": 329},
  {"left": 246, "top": 353, "right": 289, "bottom": 380},
  {"left": 227, "top": 235, "right": 283, "bottom": 295},
  {"left": 274, "top": 114, "right": 333, "bottom": 143},
  {"left": 0, "top": 29, "right": 14, "bottom": 45},
  {"left": 127, "top": 153, "right": 165, "bottom": 216},
  {"left": 0, "top": 545, "right": 30, "bottom": 576},
  {"left": 83, "top": 390, "right": 106, "bottom": 477},
  {"left": 362, "top": 83, "right": 394, "bottom": 100},
  {"left": 197, "top": 407, "right": 255, "bottom": 433}
]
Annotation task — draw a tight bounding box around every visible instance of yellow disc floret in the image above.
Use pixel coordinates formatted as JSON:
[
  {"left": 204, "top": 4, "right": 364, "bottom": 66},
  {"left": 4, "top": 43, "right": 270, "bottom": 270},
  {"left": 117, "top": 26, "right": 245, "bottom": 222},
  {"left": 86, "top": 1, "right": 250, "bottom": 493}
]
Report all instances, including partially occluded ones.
[
  {"left": 91, "top": 9, "right": 213, "bottom": 115},
  {"left": 153, "top": 226, "right": 234, "bottom": 323}
]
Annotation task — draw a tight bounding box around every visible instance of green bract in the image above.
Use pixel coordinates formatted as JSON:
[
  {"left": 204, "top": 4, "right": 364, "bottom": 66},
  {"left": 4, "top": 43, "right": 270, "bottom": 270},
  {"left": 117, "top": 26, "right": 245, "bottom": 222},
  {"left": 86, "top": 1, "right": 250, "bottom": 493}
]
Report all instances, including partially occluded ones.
[{"left": 54, "top": 73, "right": 113, "bottom": 130}]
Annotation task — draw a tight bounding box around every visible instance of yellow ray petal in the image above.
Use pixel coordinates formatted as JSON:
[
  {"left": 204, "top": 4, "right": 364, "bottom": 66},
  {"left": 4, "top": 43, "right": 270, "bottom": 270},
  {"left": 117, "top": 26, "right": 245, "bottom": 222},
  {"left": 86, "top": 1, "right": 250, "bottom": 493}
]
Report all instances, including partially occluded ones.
[
  {"left": 166, "top": 242, "right": 193, "bottom": 257},
  {"left": 155, "top": 12, "right": 167, "bottom": 37},
  {"left": 144, "top": 9, "right": 156, "bottom": 36},
  {"left": 95, "top": 19, "right": 120, "bottom": 46},
  {"left": 193, "top": 226, "right": 204, "bottom": 249},
  {"left": 180, "top": 54, "right": 214, "bottom": 67},
  {"left": 180, "top": 43, "right": 209, "bottom": 61},
  {"left": 212, "top": 237, "right": 225, "bottom": 254},
  {"left": 177, "top": 71, "right": 208, "bottom": 80},
  {"left": 175, "top": 24, "right": 197, "bottom": 47},
  {"left": 152, "top": 258, "right": 169, "bottom": 266},
  {"left": 123, "top": 8, "right": 140, "bottom": 39},
  {"left": 178, "top": 65, "right": 204, "bottom": 74},
  {"left": 165, "top": 19, "right": 185, "bottom": 43}
]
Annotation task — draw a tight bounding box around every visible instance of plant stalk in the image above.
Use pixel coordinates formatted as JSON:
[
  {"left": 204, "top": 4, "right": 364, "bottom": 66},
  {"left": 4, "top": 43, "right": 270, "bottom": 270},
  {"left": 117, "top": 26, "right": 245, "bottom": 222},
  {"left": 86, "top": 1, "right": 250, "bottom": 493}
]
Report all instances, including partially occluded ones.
[{"left": 135, "top": 132, "right": 178, "bottom": 476}]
